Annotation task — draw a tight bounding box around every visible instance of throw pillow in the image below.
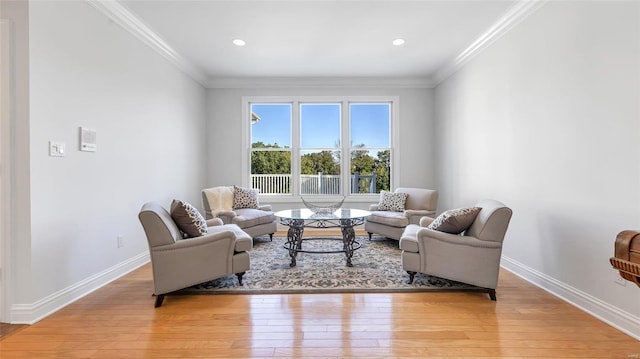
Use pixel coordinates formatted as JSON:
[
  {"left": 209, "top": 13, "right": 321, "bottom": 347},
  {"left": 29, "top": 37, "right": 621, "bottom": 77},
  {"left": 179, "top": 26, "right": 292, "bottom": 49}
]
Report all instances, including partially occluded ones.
[
  {"left": 428, "top": 207, "right": 481, "bottom": 234},
  {"left": 377, "top": 190, "right": 408, "bottom": 212},
  {"left": 170, "top": 199, "right": 208, "bottom": 238},
  {"left": 233, "top": 185, "right": 259, "bottom": 209}
]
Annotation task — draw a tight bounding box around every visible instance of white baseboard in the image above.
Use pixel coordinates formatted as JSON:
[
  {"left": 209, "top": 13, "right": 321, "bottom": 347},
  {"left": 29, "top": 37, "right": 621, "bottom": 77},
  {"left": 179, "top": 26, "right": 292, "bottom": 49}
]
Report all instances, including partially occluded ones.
[
  {"left": 10, "top": 252, "right": 150, "bottom": 324},
  {"left": 501, "top": 256, "right": 640, "bottom": 341}
]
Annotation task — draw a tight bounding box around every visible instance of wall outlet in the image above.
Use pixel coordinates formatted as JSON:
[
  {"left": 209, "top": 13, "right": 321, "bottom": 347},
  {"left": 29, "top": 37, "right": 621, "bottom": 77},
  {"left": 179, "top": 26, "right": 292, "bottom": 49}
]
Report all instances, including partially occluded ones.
[
  {"left": 614, "top": 274, "right": 627, "bottom": 287},
  {"left": 117, "top": 235, "right": 124, "bottom": 248}
]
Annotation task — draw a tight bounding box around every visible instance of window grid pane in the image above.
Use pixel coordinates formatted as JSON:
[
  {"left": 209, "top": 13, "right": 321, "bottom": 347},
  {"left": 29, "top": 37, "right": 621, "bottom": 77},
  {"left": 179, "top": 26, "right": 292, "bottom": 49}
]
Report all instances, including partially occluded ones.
[
  {"left": 250, "top": 103, "right": 292, "bottom": 194},
  {"left": 300, "top": 103, "right": 341, "bottom": 148},
  {"left": 349, "top": 103, "right": 391, "bottom": 194},
  {"left": 300, "top": 150, "right": 341, "bottom": 195}
]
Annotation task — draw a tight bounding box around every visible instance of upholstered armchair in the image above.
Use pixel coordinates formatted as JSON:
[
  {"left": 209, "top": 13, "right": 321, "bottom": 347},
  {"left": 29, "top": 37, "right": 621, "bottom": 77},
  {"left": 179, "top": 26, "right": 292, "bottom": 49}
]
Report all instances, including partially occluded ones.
[
  {"left": 365, "top": 187, "right": 438, "bottom": 240},
  {"left": 138, "top": 201, "right": 252, "bottom": 307},
  {"left": 202, "top": 186, "right": 277, "bottom": 240},
  {"left": 399, "top": 199, "right": 513, "bottom": 300}
]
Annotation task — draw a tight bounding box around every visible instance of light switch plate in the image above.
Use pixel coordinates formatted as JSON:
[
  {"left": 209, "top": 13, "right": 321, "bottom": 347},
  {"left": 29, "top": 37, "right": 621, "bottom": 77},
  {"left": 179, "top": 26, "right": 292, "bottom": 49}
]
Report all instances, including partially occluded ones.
[{"left": 49, "top": 141, "right": 65, "bottom": 157}]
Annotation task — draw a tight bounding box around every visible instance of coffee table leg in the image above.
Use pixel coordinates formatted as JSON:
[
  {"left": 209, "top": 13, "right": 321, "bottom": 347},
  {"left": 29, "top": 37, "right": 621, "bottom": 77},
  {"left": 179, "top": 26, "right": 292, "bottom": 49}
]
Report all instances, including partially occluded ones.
[
  {"left": 286, "top": 219, "right": 304, "bottom": 267},
  {"left": 341, "top": 219, "right": 356, "bottom": 267}
]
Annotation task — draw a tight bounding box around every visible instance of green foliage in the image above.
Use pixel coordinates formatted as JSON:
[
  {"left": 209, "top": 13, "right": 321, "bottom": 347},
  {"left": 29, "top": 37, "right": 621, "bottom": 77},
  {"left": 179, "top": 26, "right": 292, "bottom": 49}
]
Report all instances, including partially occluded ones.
[
  {"left": 251, "top": 142, "right": 390, "bottom": 193},
  {"left": 251, "top": 141, "right": 289, "bottom": 149},
  {"left": 251, "top": 142, "right": 290, "bottom": 174},
  {"left": 374, "top": 149, "right": 391, "bottom": 192},
  {"left": 351, "top": 149, "right": 375, "bottom": 174},
  {"left": 350, "top": 149, "right": 390, "bottom": 193},
  {"left": 300, "top": 151, "right": 340, "bottom": 175}
]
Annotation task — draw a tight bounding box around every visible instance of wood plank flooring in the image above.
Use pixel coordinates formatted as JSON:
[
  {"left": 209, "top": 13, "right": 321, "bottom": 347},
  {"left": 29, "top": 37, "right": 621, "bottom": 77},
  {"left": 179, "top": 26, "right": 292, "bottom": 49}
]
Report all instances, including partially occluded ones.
[{"left": 1, "top": 232, "right": 638, "bottom": 358}]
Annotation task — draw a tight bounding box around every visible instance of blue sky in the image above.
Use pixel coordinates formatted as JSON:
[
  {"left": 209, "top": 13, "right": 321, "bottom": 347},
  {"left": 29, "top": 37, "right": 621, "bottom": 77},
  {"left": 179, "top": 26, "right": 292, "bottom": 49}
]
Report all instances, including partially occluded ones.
[
  {"left": 251, "top": 103, "right": 389, "bottom": 148},
  {"left": 350, "top": 104, "right": 390, "bottom": 148},
  {"left": 251, "top": 104, "right": 292, "bottom": 147}
]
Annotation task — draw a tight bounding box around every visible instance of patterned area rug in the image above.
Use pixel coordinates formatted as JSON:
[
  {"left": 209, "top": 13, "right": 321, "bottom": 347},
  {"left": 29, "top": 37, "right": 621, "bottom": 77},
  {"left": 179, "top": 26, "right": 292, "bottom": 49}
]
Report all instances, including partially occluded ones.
[{"left": 180, "top": 236, "right": 480, "bottom": 294}]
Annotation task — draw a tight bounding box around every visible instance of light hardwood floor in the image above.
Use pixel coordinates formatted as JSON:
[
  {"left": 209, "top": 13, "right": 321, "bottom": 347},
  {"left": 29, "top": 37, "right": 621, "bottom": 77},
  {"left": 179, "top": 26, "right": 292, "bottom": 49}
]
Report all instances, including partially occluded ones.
[{"left": 1, "top": 234, "right": 638, "bottom": 358}]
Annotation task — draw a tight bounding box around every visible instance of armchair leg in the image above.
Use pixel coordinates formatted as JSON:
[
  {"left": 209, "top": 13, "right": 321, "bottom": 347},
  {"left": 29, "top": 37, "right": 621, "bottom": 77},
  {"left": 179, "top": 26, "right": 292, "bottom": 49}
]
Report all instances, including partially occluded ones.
[
  {"left": 154, "top": 294, "right": 165, "bottom": 308},
  {"left": 368, "top": 232, "right": 372, "bottom": 240},
  {"left": 407, "top": 271, "right": 416, "bottom": 284},
  {"left": 269, "top": 233, "right": 273, "bottom": 241},
  {"left": 236, "top": 272, "right": 245, "bottom": 286},
  {"left": 487, "top": 288, "right": 496, "bottom": 301}
]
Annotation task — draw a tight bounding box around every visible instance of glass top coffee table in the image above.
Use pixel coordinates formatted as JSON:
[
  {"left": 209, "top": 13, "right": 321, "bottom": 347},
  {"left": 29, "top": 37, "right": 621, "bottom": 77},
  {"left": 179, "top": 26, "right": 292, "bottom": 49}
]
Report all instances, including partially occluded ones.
[{"left": 274, "top": 208, "right": 371, "bottom": 267}]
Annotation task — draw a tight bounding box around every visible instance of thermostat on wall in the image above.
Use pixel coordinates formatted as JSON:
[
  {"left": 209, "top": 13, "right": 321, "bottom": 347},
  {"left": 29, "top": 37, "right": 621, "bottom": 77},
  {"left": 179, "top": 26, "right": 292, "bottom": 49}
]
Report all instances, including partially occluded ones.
[{"left": 79, "top": 127, "right": 97, "bottom": 152}]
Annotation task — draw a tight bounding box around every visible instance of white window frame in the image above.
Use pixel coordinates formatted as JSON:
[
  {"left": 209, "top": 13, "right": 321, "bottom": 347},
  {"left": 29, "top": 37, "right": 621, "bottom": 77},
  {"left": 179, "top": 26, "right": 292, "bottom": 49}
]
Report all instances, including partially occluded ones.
[{"left": 242, "top": 96, "right": 400, "bottom": 203}]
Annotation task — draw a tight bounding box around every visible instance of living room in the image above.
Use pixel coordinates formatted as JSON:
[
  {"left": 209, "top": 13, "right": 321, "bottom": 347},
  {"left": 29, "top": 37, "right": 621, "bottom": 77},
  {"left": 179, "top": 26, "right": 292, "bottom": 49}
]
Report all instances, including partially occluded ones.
[{"left": 1, "top": 0, "right": 638, "bottom": 349}]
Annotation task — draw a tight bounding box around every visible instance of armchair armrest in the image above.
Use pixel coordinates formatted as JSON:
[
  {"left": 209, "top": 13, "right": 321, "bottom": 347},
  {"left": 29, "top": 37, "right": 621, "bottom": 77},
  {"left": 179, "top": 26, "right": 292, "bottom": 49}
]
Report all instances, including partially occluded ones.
[
  {"left": 206, "top": 224, "right": 252, "bottom": 252},
  {"left": 416, "top": 227, "right": 502, "bottom": 249},
  {"left": 404, "top": 209, "right": 435, "bottom": 225},
  {"left": 369, "top": 204, "right": 380, "bottom": 211},
  {"left": 154, "top": 230, "right": 236, "bottom": 252},
  {"left": 405, "top": 209, "right": 435, "bottom": 217},
  {"left": 258, "top": 204, "right": 272, "bottom": 211},
  {"left": 419, "top": 216, "right": 435, "bottom": 227},
  {"left": 206, "top": 218, "right": 224, "bottom": 227},
  {"left": 216, "top": 210, "right": 238, "bottom": 224}
]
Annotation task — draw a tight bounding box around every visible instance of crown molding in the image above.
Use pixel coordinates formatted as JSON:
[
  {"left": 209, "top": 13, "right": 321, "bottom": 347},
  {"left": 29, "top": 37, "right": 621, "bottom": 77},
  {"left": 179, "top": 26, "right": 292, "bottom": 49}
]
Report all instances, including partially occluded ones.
[
  {"left": 433, "top": 0, "right": 548, "bottom": 85},
  {"left": 86, "top": 0, "right": 545, "bottom": 90},
  {"left": 86, "top": 0, "right": 208, "bottom": 87},
  {"left": 206, "top": 76, "right": 436, "bottom": 89}
]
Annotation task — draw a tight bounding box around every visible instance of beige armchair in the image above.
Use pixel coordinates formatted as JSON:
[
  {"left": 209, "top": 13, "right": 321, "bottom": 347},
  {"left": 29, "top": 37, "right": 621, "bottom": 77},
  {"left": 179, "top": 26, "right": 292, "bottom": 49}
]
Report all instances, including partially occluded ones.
[
  {"left": 138, "top": 202, "right": 252, "bottom": 307},
  {"left": 365, "top": 187, "right": 438, "bottom": 240},
  {"left": 202, "top": 186, "right": 277, "bottom": 240},
  {"left": 399, "top": 199, "right": 513, "bottom": 300}
]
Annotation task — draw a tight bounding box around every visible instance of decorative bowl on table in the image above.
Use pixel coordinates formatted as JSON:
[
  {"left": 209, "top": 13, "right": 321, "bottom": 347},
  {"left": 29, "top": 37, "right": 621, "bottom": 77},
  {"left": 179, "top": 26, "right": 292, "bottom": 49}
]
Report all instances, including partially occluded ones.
[{"left": 301, "top": 196, "right": 345, "bottom": 215}]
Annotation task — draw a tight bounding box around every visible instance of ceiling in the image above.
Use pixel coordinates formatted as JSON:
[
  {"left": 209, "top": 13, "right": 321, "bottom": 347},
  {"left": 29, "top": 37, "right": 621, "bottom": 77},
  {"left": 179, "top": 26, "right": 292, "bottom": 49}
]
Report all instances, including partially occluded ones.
[{"left": 112, "top": 0, "right": 528, "bottom": 87}]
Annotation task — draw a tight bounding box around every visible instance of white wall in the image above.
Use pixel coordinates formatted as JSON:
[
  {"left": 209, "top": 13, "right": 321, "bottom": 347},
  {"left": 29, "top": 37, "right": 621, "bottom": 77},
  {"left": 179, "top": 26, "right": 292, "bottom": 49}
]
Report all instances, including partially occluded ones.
[
  {"left": 435, "top": 1, "right": 640, "bottom": 338},
  {"left": 8, "top": 1, "right": 208, "bottom": 320},
  {"left": 206, "top": 86, "right": 435, "bottom": 210}
]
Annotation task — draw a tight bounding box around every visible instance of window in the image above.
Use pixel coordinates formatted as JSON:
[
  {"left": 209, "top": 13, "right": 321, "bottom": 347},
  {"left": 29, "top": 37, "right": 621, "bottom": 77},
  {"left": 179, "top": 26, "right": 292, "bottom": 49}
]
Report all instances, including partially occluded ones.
[
  {"left": 350, "top": 103, "right": 390, "bottom": 194},
  {"left": 249, "top": 104, "right": 292, "bottom": 194},
  {"left": 300, "top": 103, "right": 341, "bottom": 195},
  {"left": 244, "top": 96, "right": 397, "bottom": 198}
]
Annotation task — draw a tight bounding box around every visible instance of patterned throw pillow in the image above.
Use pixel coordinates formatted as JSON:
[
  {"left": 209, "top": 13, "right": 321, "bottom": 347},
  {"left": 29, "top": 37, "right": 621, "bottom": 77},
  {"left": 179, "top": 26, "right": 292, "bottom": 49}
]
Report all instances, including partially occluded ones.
[
  {"left": 377, "top": 190, "right": 408, "bottom": 212},
  {"left": 170, "top": 199, "right": 208, "bottom": 238},
  {"left": 233, "top": 186, "right": 259, "bottom": 209},
  {"left": 428, "top": 207, "right": 481, "bottom": 234}
]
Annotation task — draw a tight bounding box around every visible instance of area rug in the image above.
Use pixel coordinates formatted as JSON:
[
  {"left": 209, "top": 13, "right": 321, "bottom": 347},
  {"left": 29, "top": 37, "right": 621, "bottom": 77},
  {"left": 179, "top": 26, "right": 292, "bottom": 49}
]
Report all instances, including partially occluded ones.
[{"left": 179, "top": 236, "right": 482, "bottom": 295}]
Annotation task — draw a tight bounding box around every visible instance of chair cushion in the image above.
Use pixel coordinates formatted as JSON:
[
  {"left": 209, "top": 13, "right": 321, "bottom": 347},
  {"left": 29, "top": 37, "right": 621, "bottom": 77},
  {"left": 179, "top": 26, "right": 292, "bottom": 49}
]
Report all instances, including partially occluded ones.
[
  {"left": 232, "top": 208, "right": 276, "bottom": 228},
  {"left": 428, "top": 207, "right": 481, "bottom": 234},
  {"left": 377, "top": 190, "right": 408, "bottom": 212},
  {"left": 170, "top": 199, "right": 208, "bottom": 238},
  {"left": 233, "top": 185, "right": 259, "bottom": 209},
  {"left": 366, "top": 211, "right": 409, "bottom": 228}
]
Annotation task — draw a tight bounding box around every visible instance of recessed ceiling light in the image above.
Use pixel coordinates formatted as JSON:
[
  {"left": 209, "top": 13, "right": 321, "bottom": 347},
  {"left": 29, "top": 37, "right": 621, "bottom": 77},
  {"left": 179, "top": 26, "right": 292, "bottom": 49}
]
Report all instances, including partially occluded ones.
[
  {"left": 392, "top": 38, "right": 405, "bottom": 46},
  {"left": 232, "top": 39, "right": 246, "bottom": 47}
]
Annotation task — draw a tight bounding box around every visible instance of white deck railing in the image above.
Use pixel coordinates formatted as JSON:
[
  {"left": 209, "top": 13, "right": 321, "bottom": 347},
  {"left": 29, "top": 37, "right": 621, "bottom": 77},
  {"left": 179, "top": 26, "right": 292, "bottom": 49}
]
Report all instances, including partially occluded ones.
[
  {"left": 251, "top": 173, "right": 377, "bottom": 195},
  {"left": 251, "top": 174, "right": 291, "bottom": 194}
]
